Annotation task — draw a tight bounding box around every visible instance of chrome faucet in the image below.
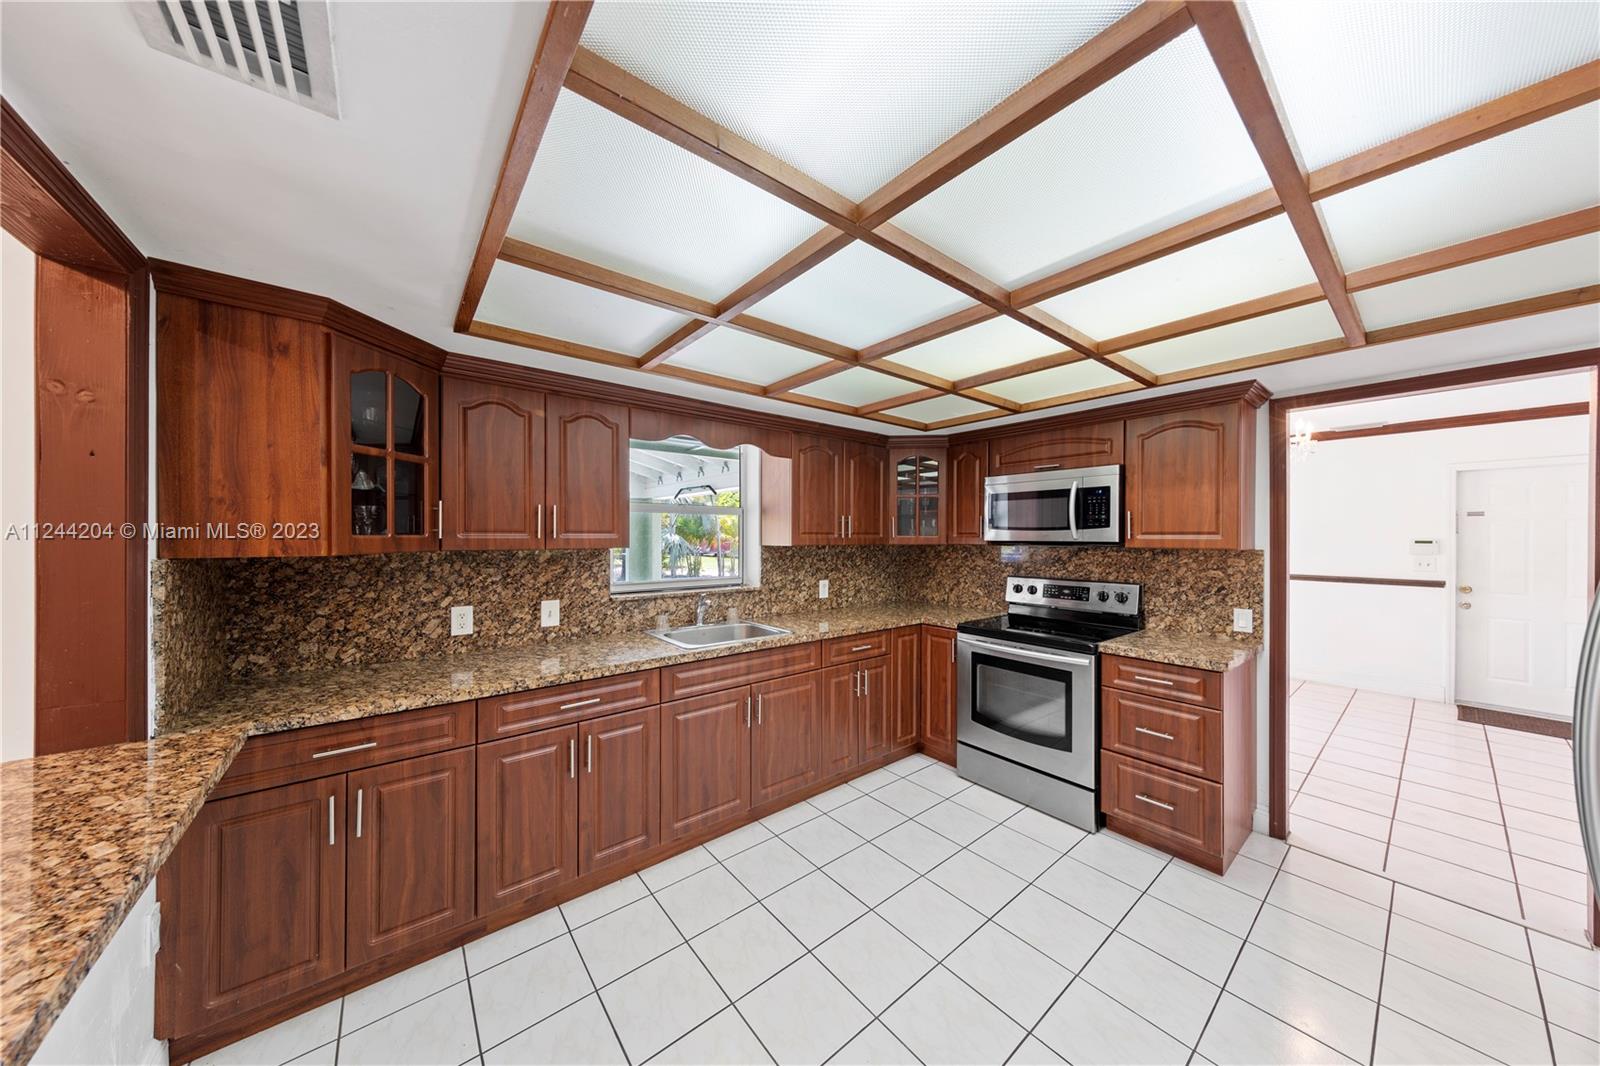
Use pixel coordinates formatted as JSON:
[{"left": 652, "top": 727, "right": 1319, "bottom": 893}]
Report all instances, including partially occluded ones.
[{"left": 695, "top": 594, "right": 711, "bottom": 626}]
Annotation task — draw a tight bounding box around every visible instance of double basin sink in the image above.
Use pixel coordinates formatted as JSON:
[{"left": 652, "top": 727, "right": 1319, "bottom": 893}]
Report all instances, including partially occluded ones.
[{"left": 648, "top": 621, "right": 791, "bottom": 650}]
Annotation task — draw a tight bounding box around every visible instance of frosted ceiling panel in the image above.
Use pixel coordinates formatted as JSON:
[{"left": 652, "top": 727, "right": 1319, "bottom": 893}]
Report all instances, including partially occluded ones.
[
  {"left": 982, "top": 360, "right": 1132, "bottom": 405},
  {"left": 478, "top": 263, "right": 689, "bottom": 355},
  {"left": 1319, "top": 104, "right": 1600, "bottom": 271},
  {"left": 666, "top": 328, "right": 831, "bottom": 387},
  {"left": 509, "top": 91, "right": 822, "bottom": 302},
  {"left": 882, "top": 394, "right": 997, "bottom": 424},
  {"left": 1123, "top": 302, "right": 1342, "bottom": 376},
  {"left": 582, "top": 1, "right": 1138, "bottom": 201},
  {"left": 1033, "top": 216, "right": 1317, "bottom": 340},
  {"left": 880, "top": 315, "right": 1061, "bottom": 380},
  {"left": 1249, "top": 1, "right": 1600, "bottom": 171},
  {"left": 1354, "top": 233, "right": 1600, "bottom": 331},
  {"left": 746, "top": 242, "right": 973, "bottom": 348},
  {"left": 892, "top": 29, "right": 1271, "bottom": 287},
  {"left": 793, "top": 366, "right": 923, "bottom": 407}
]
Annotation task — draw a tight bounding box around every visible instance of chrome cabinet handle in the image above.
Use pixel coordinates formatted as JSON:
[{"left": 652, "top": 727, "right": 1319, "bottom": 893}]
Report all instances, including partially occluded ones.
[
  {"left": 746, "top": 694, "right": 752, "bottom": 728},
  {"left": 1132, "top": 675, "right": 1175, "bottom": 686},
  {"left": 586, "top": 734, "right": 593, "bottom": 773},
  {"left": 560, "top": 697, "right": 602, "bottom": 711},
  {"left": 568, "top": 737, "right": 575, "bottom": 778},
  {"left": 756, "top": 693, "right": 763, "bottom": 725},
  {"left": 355, "top": 788, "right": 364, "bottom": 839},
  {"left": 1126, "top": 509, "right": 1132, "bottom": 538},
  {"left": 327, "top": 795, "right": 336, "bottom": 845},
  {"left": 537, "top": 503, "right": 544, "bottom": 541},
  {"left": 846, "top": 514, "right": 852, "bottom": 538},
  {"left": 312, "top": 740, "right": 377, "bottom": 759},
  {"left": 1135, "top": 726, "right": 1175, "bottom": 742},
  {"left": 862, "top": 670, "right": 869, "bottom": 697},
  {"left": 851, "top": 644, "right": 873, "bottom": 652},
  {"left": 1135, "top": 793, "right": 1175, "bottom": 812},
  {"left": 436, "top": 499, "right": 444, "bottom": 539},
  {"left": 552, "top": 505, "right": 558, "bottom": 538}
]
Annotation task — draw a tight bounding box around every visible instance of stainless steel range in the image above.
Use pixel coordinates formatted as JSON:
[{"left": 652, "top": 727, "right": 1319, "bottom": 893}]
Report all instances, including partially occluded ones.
[{"left": 956, "top": 577, "right": 1143, "bottom": 831}]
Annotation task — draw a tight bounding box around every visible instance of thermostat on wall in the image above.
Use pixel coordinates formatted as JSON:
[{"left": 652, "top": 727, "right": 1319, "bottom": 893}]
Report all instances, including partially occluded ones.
[
  {"left": 1410, "top": 539, "right": 1441, "bottom": 575},
  {"left": 1409, "top": 539, "right": 1441, "bottom": 556}
]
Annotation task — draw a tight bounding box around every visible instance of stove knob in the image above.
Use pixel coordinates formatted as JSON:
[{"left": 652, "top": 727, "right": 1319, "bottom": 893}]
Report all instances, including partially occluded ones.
[
  {"left": 1114, "top": 591, "right": 1129, "bottom": 604},
  {"left": 1026, "top": 584, "right": 1038, "bottom": 595},
  {"left": 1011, "top": 583, "right": 1023, "bottom": 594},
  {"left": 1097, "top": 590, "right": 1110, "bottom": 602}
]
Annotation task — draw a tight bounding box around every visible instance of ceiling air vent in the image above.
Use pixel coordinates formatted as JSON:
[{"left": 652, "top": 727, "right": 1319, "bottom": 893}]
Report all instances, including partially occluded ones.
[{"left": 132, "top": 0, "right": 340, "bottom": 117}]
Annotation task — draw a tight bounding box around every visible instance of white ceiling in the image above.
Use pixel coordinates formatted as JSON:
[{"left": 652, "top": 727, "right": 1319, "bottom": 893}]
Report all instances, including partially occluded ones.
[{"left": 4, "top": 1, "right": 1596, "bottom": 437}]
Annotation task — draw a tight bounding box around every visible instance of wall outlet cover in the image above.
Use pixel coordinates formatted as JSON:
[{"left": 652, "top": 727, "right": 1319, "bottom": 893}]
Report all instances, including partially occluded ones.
[
  {"left": 450, "top": 605, "right": 474, "bottom": 636},
  {"left": 1232, "top": 608, "right": 1254, "bottom": 633},
  {"left": 818, "top": 579, "right": 829, "bottom": 599},
  {"left": 1412, "top": 556, "right": 1438, "bottom": 573},
  {"left": 541, "top": 599, "right": 560, "bottom": 627}
]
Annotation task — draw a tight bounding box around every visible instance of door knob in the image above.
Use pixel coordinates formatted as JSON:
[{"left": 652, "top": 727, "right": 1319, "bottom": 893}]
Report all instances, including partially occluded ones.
[
  {"left": 1458, "top": 602, "right": 1472, "bottom": 609},
  {"left": 1458, "top": 585, "right": 1472, "bottom": 593}
]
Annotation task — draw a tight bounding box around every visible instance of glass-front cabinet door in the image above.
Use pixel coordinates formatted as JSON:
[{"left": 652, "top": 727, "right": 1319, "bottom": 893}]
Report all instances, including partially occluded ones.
[
  {"left": 889, "top": 446, "right": 946, "bottom": 543},
  {"left": 332, "top": 335, "right": 438, "bottom": 554}
]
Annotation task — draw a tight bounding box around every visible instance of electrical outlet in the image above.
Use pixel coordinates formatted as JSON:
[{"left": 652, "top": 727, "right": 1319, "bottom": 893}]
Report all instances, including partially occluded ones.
[
  {"left": 1412, "top": 556, "right": 1438, "bottom": 574},
  {"left": 450, "top": 605, "right": 474, "bottom": 636},
  {"left": 541, "top": 599, "right": 561, "bottom": 627},
  {"left": 818, "top": 579, "right": 830, "bottom": 599},
  {"left": 1232, "top": 608, "right": 1254, "bottom": 634}
]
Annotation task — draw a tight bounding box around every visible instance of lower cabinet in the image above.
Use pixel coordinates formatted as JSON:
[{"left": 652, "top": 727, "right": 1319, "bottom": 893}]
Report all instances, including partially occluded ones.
[
  {"left": 751, "top": 672, "right": 823, "bottom": 806},
  {"left": 821, "top": 663, "right": 862, "bottom": 776},
  {"left": 477, "top": 726, "right": 578, "bottom": 915},
  {"left": 889, "top": 627, "right": 921, "bottom": 752},
  {"left": 661, "top": 688, "right": 752, "bottom": 842},
  {"left": 579, "top": 708, "right": 659, "bottom": 876},
  {"left": 920, "top": 626, "right": 958, "bottom": 764}
]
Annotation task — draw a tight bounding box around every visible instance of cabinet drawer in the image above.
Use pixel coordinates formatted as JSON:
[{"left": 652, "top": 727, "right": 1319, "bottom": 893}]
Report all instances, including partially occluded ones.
[
  {"left": 1102, "top": 655, "right": 1221, "bottom": 708},
  {"left": 214, "top": 702, "right": 475, "bottom": 799},
  {"left": 1102, "top": 687, "right": 1223, "bottom": 782},
  {"left": 823, "top": 631, "right": 889, "bottom": 665},
  {"left": 661, "top": 642, "right": 821, "bottom": 701},
  {"left": 479, "top": 671, "right": 660, "bottom": 742},
  {"left": 1101, "top": 751, "right": 1220, "bottom": 859}
]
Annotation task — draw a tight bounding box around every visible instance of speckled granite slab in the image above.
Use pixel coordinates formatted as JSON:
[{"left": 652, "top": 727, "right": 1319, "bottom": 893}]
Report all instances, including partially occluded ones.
[
  {"left": 1101, "top": 630, "right": 1260, "bottom": 672},
  {"left": 1, "top": 728, "right": 246, "bottom": 1066}
]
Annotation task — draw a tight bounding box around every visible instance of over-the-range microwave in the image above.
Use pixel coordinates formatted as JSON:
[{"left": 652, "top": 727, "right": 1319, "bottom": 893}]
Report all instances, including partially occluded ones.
[{"left": 983, "top": 464, "right": 1122, "bottom": 544}]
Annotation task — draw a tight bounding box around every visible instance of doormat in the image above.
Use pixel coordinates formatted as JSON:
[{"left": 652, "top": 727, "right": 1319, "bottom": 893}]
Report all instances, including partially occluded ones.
[{"left": 1458, "top": 704, "right": 1573, "bottom": 739}]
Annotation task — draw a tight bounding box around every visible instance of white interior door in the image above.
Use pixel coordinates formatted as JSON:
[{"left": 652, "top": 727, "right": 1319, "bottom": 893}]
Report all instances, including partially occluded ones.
[{"left": 1455, "top": 462, "right": 1587, "bottom": 718}]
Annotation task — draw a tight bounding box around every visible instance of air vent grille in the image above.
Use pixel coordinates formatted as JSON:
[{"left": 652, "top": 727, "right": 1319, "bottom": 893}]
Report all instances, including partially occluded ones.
[{"left": 132, "top": 0, "right": 339, "bottom": 117}]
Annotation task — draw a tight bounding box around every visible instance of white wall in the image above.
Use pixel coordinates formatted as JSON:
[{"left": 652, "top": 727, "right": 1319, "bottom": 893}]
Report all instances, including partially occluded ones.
[
  {"left": 1, "top": 230, "right": 36, "bottom": 762},
  {"left": 32, "top": 884, "right": 166, "bottom": 1066},
  {"left": 1289, "top": 414, "right": 1588, "bottom": 700}
]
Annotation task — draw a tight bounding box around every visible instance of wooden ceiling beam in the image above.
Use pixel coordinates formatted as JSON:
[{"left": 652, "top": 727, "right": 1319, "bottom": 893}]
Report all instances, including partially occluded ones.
[
  {"left": 499, "top": 238, "right": 716, "bottom": 317},
  {"left": 1345, "top": 206, "right": 1600, "bottom": 292},
  {"left": 1190, "top": 1, "right": 1364, "bottom": 347},
  {"left": 857, "top": 304, "right": 1000, "bottom": 363},
  {"left": 959, "top": 388, "right": 1024, "bottom": 413},
  {"left": 856, "top": 387, "right": 944, "bottom": 416},
  {"left": 950, "top": 350, "right": 1086, "bottom": 391},
  {"left": 454, "top": 1, "right": 592, "bottom": 331},
  {"left": 1102, "top": 284, "right": 1325, "bottom": 352},
  {"left": 763, "top": 361, "right": 855, "bottom": 395},
  {"left": 1018, "top": 380, "right": 1147, "bottom": 413},
  {"left": 464, "top": 319, "right": 639, "bottom": 369}
]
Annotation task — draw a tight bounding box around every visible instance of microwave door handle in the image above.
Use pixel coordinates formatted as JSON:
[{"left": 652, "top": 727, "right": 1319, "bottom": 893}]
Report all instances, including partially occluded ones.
[
  {"left": 1069, "top": 479, "right": 1079, "bottom": 540},
  {"left": 958, "top": 634, "right": 1092, "bottom": 668}
]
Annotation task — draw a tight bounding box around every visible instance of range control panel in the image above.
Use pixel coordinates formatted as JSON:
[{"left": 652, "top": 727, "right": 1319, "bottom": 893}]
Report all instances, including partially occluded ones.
[{"left": 1005, "top": 576, "right": 1141, "bottom": 616}]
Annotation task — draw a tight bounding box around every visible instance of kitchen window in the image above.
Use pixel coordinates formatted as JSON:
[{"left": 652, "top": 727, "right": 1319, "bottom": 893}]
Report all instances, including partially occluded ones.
[{"left": 610, "top": 437, "right": 756, "bottom": 593}]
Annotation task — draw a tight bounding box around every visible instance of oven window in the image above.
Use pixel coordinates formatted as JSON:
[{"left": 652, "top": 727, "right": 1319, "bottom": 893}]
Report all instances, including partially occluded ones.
[
  {"left": 971, "top": 654, "right": 1073, "bottom": 751},
  {"left": 989, "top": 487, "right": 1074, "bottom": 532}
]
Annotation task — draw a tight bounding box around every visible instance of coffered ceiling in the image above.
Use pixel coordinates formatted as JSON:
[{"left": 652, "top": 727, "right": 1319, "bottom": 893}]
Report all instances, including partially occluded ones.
[{"left": 456, "top": 0, "right": 1600, "bottom": 431}]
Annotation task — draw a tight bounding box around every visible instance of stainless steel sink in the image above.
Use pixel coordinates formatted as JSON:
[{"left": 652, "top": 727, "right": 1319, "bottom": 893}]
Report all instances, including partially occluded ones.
[{"left": 649, "top": 621, "right": 791, "bottom": 650}]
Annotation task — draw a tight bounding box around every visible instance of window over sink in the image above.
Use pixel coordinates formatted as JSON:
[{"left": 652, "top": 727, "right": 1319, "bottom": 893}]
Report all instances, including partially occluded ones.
[{"left": 610, "top": 437, "right": 756, "bottom": 593}]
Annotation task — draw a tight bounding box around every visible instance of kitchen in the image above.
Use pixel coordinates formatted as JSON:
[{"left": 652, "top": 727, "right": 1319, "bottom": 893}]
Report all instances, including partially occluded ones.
[{"left": 3, "top": 3, "right": 1599, "bottom": 1066}]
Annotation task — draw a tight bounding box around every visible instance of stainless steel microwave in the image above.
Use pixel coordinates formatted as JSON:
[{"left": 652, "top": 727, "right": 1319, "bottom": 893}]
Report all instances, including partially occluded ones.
[{"left": 983, "top": 465, "right": 1122, "bottom": 544}]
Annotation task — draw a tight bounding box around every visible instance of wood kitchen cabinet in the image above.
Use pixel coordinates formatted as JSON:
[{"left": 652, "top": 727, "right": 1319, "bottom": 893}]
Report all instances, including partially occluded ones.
[
  {"left": 920, "top": 626, "right": 957, "bottom": 765},
  {"left": 477, "top": 727, "right": 578, "bottom": 916},
  {"left": 889, "top": 447, "right": 946, "bottom": 543},
  {"left": 440, "top": 378, "right": 545, "bottom": 550},
  {"left": 821, "top": 663, "right": 861, "bottom": 777},
  {"left": 845, "top": 441, "right": 888, "bottom": 542},
  {"left": 763, "top": 435, "right": 884, "bottom": 544},
  {"left": 987, "top": 419, "right": 1123, "bottom": 476},
  {"left": 660, "top": 689, "right": 752, "bottom": 841},
  {"left": 545, "top": 394, "right": 630, "bottom": 549},
  {"left": 578, "top": 708, "right": 659, "bottom": 876},
  {"left": 947, "top": 441, "right": 987, "bottom": 544},
  {"left": 750, "top": 672, "right": 823, "bottom": 805},
  {"left": 786, "top": 433, "right": 843, "bottom": 544},
  {"left": 888, "top": 627, "right": 921, "bottom": 752},
  {"left": 346, "top": 749, "right": 475, "bottom": 967},
  {"left": 1124, "top": 399, "right": 1255, "bottom": 549}
]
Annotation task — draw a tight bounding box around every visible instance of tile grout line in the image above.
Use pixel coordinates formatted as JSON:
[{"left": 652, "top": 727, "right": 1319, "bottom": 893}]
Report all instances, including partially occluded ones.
[
  {"left": 1524, "top": 926, "right": 1561, "bottom": 1066},
  {"left": 1183, "top": 858, "right": 1291, "bottom": 1066},
  {"left": 1378, "top": 696, "right": 1417, "bottom": 873},
  {"left": 1481, "top": 722, "right": 1533, "bottom": 923},
  {"left": 1366, "top": 880, "right": 1396, "bottom": 1066},
  {"left": 459, "top": 946, "right": 487, "bottom": 1066},
  {"left": 1290, "top": 686, "right": 1362, "bottom": 815}
]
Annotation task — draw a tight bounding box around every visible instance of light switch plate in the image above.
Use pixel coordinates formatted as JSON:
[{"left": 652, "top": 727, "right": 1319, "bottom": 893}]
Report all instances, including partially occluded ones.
[
  {"left": 1232, "top": 608, "right": 1254, "bottom": 633},
  {"left": 450, "top": 605, "right": 474, "bottom": 636},
  {"left": 818, "top": 579, "right": 830, "bottom": 599},
  {"left": 541, "top": 599, "right": 561, "bottom": 627}
]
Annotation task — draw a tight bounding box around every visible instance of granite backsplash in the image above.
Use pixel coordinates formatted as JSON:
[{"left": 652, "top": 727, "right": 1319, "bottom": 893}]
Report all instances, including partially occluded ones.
[{"left": 152, "top": 544, "right": 1262, "bottom": 725}]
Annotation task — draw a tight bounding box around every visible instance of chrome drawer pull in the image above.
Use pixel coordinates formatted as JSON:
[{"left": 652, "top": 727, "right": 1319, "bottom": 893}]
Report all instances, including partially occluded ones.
[
  {"left": 1134, "top": 793, "right": 1175, "bottom": 812},
  {"left": 560, "top": 697, "right": 603, "bottom": 711},
  {"left": 586, "top": 734, "right": 593, "bottom": 773},
  {"left": 850, "top": 644, "right": 873, "bottom": 652},
  {"left": 1132, "top": 675, "right": 1175, "bottom": 687},
  {"left": 569, "top": 738, "right": 576, "bottom": 779},
  {"left": 1134, "top": 727, "right": 1175, "bottom": 742},
  {"left": 312, "top": 740, "right": 378, "bottom": 759},
  {"left": 327, "top": 795, "right": 336, "bottom": 845},
  {"left": 355, "top": 788, "right": 364, "bottom": 839}
]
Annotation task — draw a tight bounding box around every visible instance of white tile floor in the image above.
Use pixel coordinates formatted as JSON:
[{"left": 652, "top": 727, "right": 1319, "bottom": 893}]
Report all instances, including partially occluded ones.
[
  {"left": 1288, "top": 680, "right": 1593, "bottom": 943},
  {"left": 198, "top": 752, "right": 1599, "bottom": 1066}
]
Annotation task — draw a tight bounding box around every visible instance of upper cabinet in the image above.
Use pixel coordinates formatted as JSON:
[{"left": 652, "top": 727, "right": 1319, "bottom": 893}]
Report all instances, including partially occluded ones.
[
  {"left": 888, "top": 446, "right": 945, "bottom": 543},
  {"left": 1125, "top": 399, "right": 1256, "bottom": 550},
  {"left": 440, "top": 379, "right": 546, "bottom": 551},
  {"left": 845, "top": 441, "right": 888, "bottom": 542},
  {"left": 544, "top": 395, "right": 630, "bottom": 550},
  {"left": 763, "top": 434, "right": 886, "bottom": 545},
  {"left": 331, "top": 336, "right": 439, "bottom": 554},
  {"left": 947, "top": 441, "right": 987, "bottom": 544},
  {"left": 988, "top": 419, "right": 1124, "bottom": 476}
]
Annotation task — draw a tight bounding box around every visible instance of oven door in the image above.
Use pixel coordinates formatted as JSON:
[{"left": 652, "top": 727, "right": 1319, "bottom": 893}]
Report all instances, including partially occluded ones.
[
  {"left": 984, "top": 466, "right": 1121, "bottom": 544},
  {"left": 956, "top": 634, "right": 1097, "bottom": 787}
]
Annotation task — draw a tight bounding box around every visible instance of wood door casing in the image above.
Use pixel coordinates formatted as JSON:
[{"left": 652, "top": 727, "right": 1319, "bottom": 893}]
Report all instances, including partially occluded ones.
[
  {"left": 820, "top": 664, "right": 859, "bottom": 778},
  {"left": 545, "top": 394, "right": 629, "bottom": 548},
  {"left": 660, "top": 689, "right": 751, "bottom": 841},
  {"left": 579, "top": 707, "right": 660, "bottom": 876},
  {"left": 792, "top": 434, "right": 842, "bottom": 544},
  {"left": 987, "top": 419, "right": 1124, "bottom": 476},
  {"left": 920, "top": 627, "right": 957, "bottom": 763},
  {"left": 947, "top": 442, "right": 987, "bottom": 544},
  {"left": 345, "top": 750, "right": 475, "bottom": 967},
  {"left": 751, "top": 671, "right": 822, "bottom": 806},
  {"left": 156, "top": 777, "right": 345, "bottom": 1037},
  {"left": 476, "top": 727, "right": 578, "bottom": 915},
  {"left": 889, "top": 628, "right": 921, "bottom": 751},
  {"left": 441, "top": 378, "right": 545, "bottom": 550},
  {"left": 1124, "top": 401, "right": 1251, "bottom": 549}
]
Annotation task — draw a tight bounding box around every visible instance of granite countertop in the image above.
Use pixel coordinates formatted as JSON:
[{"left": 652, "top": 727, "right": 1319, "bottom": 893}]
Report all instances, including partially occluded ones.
[
  {"left": 1101, "top": 629, "right": 1260, "bottom": 672},
  {"left": 1, "top": 728, "right": 246, "bottom": 1066}
]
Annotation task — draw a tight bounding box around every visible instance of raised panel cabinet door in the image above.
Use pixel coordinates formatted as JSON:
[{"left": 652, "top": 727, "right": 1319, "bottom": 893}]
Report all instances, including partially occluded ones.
[
  {"left": 987, "top": 419, "right": 1124, "bottom": 476},
  {"left": 346, "top": 749, "right": 475, "bottom": 967},
  {"left": 847, "top": 442, "right": 888, "bottom": 542},
  {"left": 858, "top": 657, "right": 891, "bottom": 762},
  {"left": 660, "top": 689, "right": 751, "bottom": 841},
  {"left": 155, "top": 777, "right": 345, "bottom": 1037},
  {"left": 920, "top": 627, "right": 957, "bottom": 761},
  {"left": 947, "top": 442, "right": 987, "bottom": 544},
  {"left": 440, "top": 377, "right": 545, "bottom": 550},
  {"left": 751, "top": 671, "right": 822, "bottom": 806},
  {"left": 579, "top": 707, "right": 660, "bottom": 876},
  {"left": 545, "top": 394, "right": 629, "bottom": 549},
  {"left": 889, "top": 628, "right": 921, "bottom": 750},
  {"left": 820, "top": 664, "right": 859, "bottom": 778},
  {"left": 792, "top": 434, "right": 842, "bottom": 544},
  {"left": 1125, "top": 402, "right": 1245, "bottom": 549},
  {"left": 476, "top": 727, "right": 578, "bottom": 916}
]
